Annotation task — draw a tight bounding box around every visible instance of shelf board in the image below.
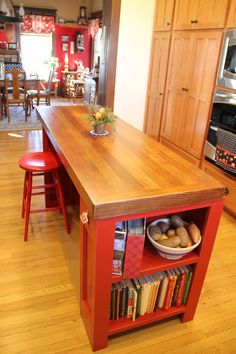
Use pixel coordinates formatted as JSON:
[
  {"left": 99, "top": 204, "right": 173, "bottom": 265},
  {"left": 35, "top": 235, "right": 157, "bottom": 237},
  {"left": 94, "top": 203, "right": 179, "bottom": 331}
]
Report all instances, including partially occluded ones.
[
  {"left": 109, "top": 306, "right": 186, "bottom": 335},
  {"left": 112, "top": 241, "right": 199, "bottom": 282},
  {"left": 57, "top": 23, "right": 88, "bottom": 29}
]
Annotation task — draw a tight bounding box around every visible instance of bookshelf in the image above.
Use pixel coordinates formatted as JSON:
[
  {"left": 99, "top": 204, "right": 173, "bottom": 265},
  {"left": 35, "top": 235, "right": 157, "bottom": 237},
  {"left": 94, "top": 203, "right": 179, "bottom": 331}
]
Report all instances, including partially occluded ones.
[
  {"left": 38, "top": 106, "right": 226, "bottom": 352},
  {"left": 79, "top": 198, "right": 225, "bottom": 351}
]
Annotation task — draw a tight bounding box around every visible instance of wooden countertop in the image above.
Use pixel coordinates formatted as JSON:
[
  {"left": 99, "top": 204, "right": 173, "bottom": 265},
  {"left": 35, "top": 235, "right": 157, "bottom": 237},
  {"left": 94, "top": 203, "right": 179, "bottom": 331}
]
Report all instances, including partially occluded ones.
[{"left": 37, "top": 106, "right": 226, "bottom": 219}]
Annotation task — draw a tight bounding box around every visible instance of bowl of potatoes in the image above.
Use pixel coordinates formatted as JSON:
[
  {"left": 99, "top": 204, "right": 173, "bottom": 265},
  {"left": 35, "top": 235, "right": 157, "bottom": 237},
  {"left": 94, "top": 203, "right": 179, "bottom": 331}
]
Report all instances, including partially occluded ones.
[{"left": 147, "top": 215, "right": 202, "bottom": 260}]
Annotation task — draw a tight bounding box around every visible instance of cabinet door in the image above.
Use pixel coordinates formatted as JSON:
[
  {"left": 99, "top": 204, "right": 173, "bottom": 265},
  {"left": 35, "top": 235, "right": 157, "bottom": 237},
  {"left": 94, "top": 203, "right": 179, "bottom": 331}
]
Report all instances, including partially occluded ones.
[
  {"left": 160, "top": 33, "right": 194, "bottom": 145},
  {"left": 173, "top": 0, "right": 228, "bottom": 30},
  {"left": 154, "top": 0, "right": 175, "bottom": 31},
  {"left": 161, "top": 31, "right": 222, "bottom": 159},
  {"left": 226, "top": 0, "right": 236, "bottom": 28},
  {"left": 144, "top": 33, "right": 171, "bottom": 139}
]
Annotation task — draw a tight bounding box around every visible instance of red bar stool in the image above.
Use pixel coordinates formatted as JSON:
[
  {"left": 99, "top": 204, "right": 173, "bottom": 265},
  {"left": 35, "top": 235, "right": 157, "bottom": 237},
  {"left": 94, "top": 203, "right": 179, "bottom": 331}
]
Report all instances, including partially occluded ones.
[{"left": 19, "top": 152, "right": 70, "bottom": 241}]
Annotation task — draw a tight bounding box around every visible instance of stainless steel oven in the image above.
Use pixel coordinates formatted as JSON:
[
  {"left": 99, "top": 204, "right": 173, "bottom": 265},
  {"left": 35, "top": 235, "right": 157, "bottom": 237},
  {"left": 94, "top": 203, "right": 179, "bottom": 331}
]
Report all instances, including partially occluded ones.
[
  {"left": 205, "top": 90, "right": 236, "bottom": 176},
  {"left": 217, "top": 29, "right": 236, "bottom": 90}
]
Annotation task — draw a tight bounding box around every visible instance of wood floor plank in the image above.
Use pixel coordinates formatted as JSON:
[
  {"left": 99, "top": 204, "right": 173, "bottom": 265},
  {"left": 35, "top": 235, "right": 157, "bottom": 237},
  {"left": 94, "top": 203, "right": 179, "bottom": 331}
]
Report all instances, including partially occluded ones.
[{"left": 0, "top": 129, "right": 235, "bottom": 353}]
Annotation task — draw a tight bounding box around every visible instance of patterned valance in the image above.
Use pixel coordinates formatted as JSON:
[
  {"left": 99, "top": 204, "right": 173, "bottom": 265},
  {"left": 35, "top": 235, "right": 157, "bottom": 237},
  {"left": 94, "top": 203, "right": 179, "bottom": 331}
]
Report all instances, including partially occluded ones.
[{"left": 21, "top": 15, "right": 55, "bottom": 34}]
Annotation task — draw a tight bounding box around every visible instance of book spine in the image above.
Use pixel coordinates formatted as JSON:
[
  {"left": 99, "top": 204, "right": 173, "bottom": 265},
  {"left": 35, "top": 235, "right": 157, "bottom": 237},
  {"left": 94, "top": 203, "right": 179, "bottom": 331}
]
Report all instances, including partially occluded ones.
[
  {"left": 111, "top": 284, "right": 116, "bottom": 320},
  {"left": 133, "top": 279, "right": 141, "bottom": 318},
  {"left": 132, "top": 288, "right": 138, "bottom": 321},
  {"left": 182, "top": 271, "right": 193, "bottom": 304},
  {"left": 176, "top": 272, "right": 187, "bottom": 306},
  {"left": 121, "top": 282, "right": 128, "bottom": 317},
  {"left": 127, "top": 286, "right": 133, "bottom": 319},
  {"left": 163, "top": 275, "right": 176, "bottom": 311},
  {"left": 171, "top": 272, "right": 181, "bottom": 306}
]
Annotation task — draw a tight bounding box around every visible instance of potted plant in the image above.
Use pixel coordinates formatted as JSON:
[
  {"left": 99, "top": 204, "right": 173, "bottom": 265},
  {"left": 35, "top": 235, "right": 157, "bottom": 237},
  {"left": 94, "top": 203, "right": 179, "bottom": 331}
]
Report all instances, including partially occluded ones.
[{"left": 84, "top": 105, "right": 117, "bottom": 135}]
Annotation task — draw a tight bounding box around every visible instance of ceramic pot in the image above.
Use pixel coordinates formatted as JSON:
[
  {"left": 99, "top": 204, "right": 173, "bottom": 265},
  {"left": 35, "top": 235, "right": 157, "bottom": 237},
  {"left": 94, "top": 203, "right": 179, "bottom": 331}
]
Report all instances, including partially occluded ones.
[{"left": 94, "top": 123, "right": 106, "bottom": 134}]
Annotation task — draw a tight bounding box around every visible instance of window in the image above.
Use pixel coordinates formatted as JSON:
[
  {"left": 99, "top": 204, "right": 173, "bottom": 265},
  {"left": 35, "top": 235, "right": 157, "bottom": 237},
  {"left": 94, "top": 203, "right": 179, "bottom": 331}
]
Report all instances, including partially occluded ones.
[{"left": 20, "top": 33, "right": 52, "bottom": 80}]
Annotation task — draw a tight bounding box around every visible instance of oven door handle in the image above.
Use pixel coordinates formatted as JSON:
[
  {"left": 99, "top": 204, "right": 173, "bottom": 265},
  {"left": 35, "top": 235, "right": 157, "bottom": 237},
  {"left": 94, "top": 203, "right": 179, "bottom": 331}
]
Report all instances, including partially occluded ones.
[{"left": 219, "top": 36, "right": 230, "bottom": 79}]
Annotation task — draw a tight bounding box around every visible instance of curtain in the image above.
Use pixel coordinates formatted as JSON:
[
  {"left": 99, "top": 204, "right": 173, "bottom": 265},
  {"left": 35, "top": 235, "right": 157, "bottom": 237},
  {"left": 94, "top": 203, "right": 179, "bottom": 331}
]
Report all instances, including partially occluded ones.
[{"left": 21, "top": 15, "right": 55, "bottom": 34}]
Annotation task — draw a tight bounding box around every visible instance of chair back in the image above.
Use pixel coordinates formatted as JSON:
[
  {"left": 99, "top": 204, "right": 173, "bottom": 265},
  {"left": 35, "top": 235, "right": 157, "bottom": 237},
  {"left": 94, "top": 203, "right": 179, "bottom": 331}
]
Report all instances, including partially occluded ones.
[
  {"left": 4, "top": 68, "right": 26, "bottom": 99},
  {"left": 45, "top": 68, "right": 54, "bottom": 94}
]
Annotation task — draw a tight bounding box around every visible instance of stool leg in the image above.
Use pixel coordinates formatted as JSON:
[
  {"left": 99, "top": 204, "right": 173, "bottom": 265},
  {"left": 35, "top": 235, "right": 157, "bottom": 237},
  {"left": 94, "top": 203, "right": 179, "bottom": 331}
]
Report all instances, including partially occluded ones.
[
  {"left": 54, "top": 170, "right": 70, "bottom": 234},
  {"left": 21, "top": 171, "right": 29, "bottom": 218},
  {"left": 24, "top": 172, "right": 33, "bottom": 241}
]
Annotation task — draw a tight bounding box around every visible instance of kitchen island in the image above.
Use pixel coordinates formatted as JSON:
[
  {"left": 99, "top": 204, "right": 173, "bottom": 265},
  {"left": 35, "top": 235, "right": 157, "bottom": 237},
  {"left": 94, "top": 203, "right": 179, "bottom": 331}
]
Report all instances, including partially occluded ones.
[{"left": 37, "top": 105, "right": 226, "bottom": 351}]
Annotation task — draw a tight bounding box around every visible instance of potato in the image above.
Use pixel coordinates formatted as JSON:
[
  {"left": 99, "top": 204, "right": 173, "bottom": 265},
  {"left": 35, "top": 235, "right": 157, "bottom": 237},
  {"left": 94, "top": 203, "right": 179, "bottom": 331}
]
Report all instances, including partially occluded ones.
[
  {"left": 170, "top": 215, "right": 184, "bottom": 228},
  {"left": 167, "top": 229, "right": 176, "bottom": 237},
  {"left": 149, "top": 225, "right": 162, "bottom": 236},
  {"left": 159, "top": 233, "right": 168, "bottom": 240},
  {"left": 156, "top": 221, "right": 170, "bottom": 233},
  {"left": 187, "top": 223, "right": 201, "bottom": 243},
  {"left": 157, "top": 235, "right": 181, "bottom": 248},
  {"left": 176, "top": 226, "right": 192, "bottom": 248},
  {"left": 151, "top": 233, "right": 161, "bottom": 241}
]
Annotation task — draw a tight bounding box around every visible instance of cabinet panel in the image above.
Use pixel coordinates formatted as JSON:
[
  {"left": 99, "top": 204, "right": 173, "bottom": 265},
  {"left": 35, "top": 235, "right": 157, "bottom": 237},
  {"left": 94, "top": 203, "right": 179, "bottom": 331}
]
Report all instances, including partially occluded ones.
[
  {"left": 161, "top": 31, "right": 222, "bottom": 159},
  {"left": 173, "top": 0, "right": 228, "bottom": 30},
  {"left": 160, "top": 33, "right": 194, "bottom": 145},
  {"left": 226, "top": 0, "right": 236, "bottom": 28},
  {"left": 154, "top": 0, "right": 175, "bottom": 31},
  {"left": 144, "top": 32, "right": 171, "bottom": 139}
]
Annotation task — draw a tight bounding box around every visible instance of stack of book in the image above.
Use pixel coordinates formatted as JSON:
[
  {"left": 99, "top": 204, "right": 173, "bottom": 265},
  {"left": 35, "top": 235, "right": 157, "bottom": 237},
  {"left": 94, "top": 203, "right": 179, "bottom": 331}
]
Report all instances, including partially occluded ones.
[
  {"left": 112, "top": 219, "right": 146, "bottom": 276},
  {"left": 110, "top": 265, "right": 193, "bottom": 321}
]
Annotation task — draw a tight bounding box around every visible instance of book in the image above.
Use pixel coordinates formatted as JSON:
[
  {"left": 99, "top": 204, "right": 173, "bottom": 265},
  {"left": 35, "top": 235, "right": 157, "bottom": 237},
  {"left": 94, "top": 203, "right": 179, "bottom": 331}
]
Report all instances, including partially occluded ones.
[
  {"left": 182, "top": 266, "right": 193, "bottom": 304},
  {"left": 120, "top": 281, "right": 128, "bottom": 317},
  {"left": 114, "top": 282, "right": 122, "bottom": 320},
  {"left": 176, "top": 266, "right": 188, "bottom": 306},
  {"left": 110, "top": 283, "right": 117, "bottom": 320},
  {"left": 112, "top": 229, "right": 127, "bottom": 275},
  {"left": 163, "top": 270, "right": 177, "bottom": 311},
  {"left": 123, "top": 218, "right": 146, "bottom": 277},
  {"left": 156, "top": 271, "right": 169, "bottom": 309},
  {"left": 126, "top": 279, "right": 134, "bottom": 319},
  {"left": 132, "top": 278, "right": 141, "bottom": 318},
  {"left": 138, "top": 276, "right": 149, "bottom": 316},
  {"left": 151, "top": 272, "right": 163, "bottom": 313},
  {"left": 132, "top": 287, "right": 138, "bottom": 321},
  {"left": 146, "top": 274, "right": 155, "bottom": 313},
  {"left": 171, "top": 268, "right": 182, "bottom": 307}
]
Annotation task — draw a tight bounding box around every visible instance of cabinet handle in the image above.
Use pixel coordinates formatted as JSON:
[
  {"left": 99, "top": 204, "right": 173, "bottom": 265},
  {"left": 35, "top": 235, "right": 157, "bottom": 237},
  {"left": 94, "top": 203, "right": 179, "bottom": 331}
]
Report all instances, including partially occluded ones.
[
  {"left": 166, "top": 22, "right": 171, "bottom": 25},
  {"left": 159, "top": 92, "right": 163, "bottom": 96},
  {"left": 181, "top": 87, "right": 189, "bottom": 92},
  {"left": 191, "top": 19, "right": 198, "bottom": 24},
  {"left": 191, "top": 20, "right": 195, "bottom": 23}
]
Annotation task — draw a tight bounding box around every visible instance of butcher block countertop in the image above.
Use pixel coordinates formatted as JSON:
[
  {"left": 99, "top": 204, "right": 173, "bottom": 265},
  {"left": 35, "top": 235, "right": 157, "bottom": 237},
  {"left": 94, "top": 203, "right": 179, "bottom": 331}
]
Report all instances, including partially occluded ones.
[{"left": 37, "top": 105, "right": 226, "bottom": 219}]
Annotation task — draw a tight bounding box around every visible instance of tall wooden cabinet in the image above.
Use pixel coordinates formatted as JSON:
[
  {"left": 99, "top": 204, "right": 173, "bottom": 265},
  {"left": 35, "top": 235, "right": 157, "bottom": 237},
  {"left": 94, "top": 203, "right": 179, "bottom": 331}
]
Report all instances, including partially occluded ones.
[
  {"left": 144, "top": 0, "right": 229, "bottom": 164},
  {"left": 160, "top": 31, "right": 222, "bottom": 160},
  {"left": 144, "top": 33, "right": 171, "bottom": 139}
]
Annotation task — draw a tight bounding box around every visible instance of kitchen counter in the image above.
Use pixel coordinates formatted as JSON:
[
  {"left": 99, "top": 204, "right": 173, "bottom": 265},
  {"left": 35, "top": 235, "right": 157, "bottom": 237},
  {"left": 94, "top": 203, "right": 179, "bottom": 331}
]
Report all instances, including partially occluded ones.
[{"left": 37, "top": 105, "right": 226, "bottom": 219}]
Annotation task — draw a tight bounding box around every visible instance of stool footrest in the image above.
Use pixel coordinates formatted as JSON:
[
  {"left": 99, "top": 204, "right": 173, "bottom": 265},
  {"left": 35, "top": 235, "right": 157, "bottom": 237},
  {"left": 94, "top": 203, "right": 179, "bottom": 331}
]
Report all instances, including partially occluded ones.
[
  {"left": 30, "top": 206, "right": 62, "bottom": 213},
  {"left": 32, "top": 184, "right": 57, "bottom": 189}
]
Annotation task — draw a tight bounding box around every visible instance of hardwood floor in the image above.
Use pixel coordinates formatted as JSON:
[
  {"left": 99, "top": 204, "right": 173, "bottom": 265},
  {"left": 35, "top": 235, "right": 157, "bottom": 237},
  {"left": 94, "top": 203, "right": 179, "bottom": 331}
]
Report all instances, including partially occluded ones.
[{"left": 0, "top": 130, "right": 235, "bottom": 353}]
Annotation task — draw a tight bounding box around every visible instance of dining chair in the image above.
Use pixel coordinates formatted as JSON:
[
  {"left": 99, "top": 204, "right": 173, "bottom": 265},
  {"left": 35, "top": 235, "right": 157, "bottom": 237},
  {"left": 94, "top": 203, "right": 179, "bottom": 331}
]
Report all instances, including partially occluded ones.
[
  {"left": 26, "top": 68, "right": 54, "bottom": 116},
  {"left": 4, "top": 68, "right": 27, "bottom": 122}
]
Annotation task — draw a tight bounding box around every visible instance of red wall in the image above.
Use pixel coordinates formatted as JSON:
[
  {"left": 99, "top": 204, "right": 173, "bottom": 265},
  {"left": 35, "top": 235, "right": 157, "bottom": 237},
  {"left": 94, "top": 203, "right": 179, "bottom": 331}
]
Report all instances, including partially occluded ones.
[{"left": 55, "top": 24, "right": 91, "bottom": 84}]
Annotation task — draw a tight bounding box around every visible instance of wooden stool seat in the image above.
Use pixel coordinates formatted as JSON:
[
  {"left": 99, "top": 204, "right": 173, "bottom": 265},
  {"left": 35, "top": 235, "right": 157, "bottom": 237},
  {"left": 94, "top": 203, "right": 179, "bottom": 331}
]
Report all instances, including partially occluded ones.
[{"left": 19, "top": 152, "right": 70, "bottom": 241}]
